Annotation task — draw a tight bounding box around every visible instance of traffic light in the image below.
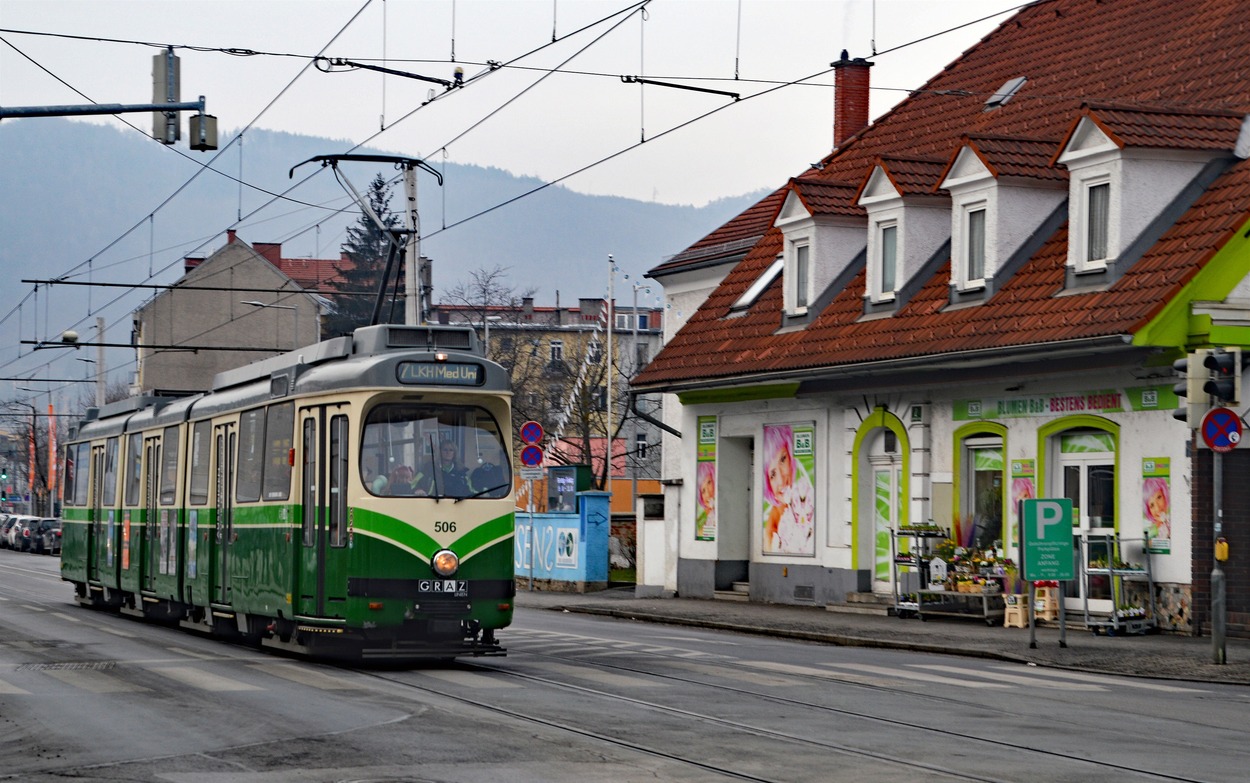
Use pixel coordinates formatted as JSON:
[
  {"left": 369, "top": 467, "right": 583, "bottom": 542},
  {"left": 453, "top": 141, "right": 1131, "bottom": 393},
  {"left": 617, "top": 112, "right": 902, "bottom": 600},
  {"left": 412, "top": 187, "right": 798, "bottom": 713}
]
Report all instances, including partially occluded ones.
[
  {"left": 1174, "top": 349, "right": 1210, "bottom": 427},
  {"left": 1, "top": 466, "right": 6, "bottom": 480},
  {"left": 1203, "top": 347, "right": 1242, "bottom": 405}
]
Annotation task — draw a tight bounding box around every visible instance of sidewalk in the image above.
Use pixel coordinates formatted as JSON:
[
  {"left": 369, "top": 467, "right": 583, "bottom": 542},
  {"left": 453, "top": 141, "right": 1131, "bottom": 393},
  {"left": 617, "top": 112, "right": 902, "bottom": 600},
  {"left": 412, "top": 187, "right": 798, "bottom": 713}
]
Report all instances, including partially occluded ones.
[{"left": 513, "top": 587, "right": 1250, "bottom": 685}]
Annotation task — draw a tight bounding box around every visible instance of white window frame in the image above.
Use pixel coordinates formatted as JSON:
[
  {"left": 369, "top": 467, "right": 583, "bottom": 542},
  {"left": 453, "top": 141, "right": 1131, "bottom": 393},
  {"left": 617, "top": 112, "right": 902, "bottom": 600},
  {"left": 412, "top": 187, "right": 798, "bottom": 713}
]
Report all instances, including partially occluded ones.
[
  {"left": 1082, "top": 178, "right": 1111, "bottom": 269},
  {"left": 549, "top": 340, "right": 563, "bottom": 363},
  {"left": 792, "top": 241, "right": 810, "bottom": 312},
  {"left": 875, "top": 220, "right": 899, "bottom": 301},
  {"left": 963, "top": 203, "right": 987, "bottom": 289},
  {"left": 1068, "top": 169, "right": 1114, "bottom": 274}
]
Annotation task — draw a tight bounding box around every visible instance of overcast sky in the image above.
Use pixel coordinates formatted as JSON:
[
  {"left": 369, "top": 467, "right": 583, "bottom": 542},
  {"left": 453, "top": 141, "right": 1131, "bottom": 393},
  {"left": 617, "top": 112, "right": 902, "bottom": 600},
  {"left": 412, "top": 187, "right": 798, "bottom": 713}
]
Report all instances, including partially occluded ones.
[
  {"left": 0, "top": 0, "right": 1027, "bottom": 402},
  {"left": 1, "top": 0, "right": 1024, "bottom": 206}
]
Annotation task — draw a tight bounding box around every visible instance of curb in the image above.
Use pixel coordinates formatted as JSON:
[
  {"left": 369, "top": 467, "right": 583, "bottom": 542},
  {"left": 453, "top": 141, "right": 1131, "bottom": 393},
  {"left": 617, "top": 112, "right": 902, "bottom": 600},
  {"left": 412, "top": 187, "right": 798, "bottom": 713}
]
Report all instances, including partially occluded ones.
[{"left": 538, "top": 603, "right": 1250, "bottom": 686}]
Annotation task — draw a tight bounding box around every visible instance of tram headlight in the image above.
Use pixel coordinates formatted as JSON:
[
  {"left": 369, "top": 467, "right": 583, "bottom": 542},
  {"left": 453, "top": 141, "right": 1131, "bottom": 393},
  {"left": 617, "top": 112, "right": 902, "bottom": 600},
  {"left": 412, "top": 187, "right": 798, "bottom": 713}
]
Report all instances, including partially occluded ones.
[{"left": 431, "top": 549, "right": 459, "bottom": 577}]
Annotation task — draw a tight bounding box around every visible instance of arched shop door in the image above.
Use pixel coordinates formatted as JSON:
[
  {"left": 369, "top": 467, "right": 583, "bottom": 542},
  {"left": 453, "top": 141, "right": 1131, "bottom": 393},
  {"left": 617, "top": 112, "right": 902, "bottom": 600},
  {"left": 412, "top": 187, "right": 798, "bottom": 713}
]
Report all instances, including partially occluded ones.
[{"left": 854, "top": 409, "right": 910, "bottom": 596}]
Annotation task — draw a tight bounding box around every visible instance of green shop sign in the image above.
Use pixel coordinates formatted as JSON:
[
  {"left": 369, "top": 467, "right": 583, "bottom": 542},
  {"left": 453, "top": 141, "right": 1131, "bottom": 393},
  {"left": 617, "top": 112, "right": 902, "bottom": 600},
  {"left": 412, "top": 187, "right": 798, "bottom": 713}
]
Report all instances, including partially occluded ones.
[{"left": 954, "top": 386, "right": 1175, "bottom": 421}]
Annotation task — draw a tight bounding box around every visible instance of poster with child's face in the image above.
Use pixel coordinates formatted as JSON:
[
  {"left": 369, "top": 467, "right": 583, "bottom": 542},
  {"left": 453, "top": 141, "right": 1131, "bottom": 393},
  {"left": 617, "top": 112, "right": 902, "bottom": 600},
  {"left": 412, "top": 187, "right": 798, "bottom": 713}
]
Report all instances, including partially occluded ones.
[{"left": 761, "top": 423, "right": 816, "bottom": 556}]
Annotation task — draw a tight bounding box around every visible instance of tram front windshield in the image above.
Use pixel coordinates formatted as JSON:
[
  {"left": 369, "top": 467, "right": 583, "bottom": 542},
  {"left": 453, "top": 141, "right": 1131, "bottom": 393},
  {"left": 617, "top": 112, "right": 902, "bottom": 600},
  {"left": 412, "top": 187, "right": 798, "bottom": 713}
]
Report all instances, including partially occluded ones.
[{"left": 362, "top": 403, "right": 510, "bottom": 500}]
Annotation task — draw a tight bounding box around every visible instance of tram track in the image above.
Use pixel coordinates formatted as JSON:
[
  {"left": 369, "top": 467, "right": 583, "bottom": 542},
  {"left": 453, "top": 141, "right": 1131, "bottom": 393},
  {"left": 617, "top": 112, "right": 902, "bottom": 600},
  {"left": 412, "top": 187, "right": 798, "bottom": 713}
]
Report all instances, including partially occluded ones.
[{"left": 402, "top": 639, "right": 1218, "bottom": 783}]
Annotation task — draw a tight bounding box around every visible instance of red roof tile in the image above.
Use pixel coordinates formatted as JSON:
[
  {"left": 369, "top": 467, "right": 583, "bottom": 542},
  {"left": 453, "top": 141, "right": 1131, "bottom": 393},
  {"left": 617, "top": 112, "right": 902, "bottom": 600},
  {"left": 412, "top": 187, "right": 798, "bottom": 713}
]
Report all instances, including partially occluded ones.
[{"left": 637, "top": 0, "right": 1250, "bottom": 389}]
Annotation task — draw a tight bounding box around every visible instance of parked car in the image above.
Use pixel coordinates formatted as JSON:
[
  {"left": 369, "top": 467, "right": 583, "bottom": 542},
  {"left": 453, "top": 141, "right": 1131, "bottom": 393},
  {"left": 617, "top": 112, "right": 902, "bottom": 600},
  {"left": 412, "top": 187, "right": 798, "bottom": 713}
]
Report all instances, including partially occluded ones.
[
  {"left": 32, "top": 518, "right": 61, "bottom": 556},
  {"left": 2, "top": 516, "right": 22, "bottom": 549},
  {"left": 0, "top": 515, "right": 14, "bottom": 549},
  {"left": 8, "top": 516, "right": 40, "bottom": 552}
]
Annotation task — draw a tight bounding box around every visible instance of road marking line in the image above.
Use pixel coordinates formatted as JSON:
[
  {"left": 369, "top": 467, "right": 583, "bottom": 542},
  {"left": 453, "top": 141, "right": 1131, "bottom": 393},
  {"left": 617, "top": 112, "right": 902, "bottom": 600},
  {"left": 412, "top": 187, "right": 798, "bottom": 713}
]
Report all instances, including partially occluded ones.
[
  {"left": 667, "top": 660, "right": 804, "bottom": 687},
  {"left": 249, "top": 663, "right": 362, "bottom": 690},
  {"left": 149, "top": 665, "right": 263, "bottom": 691},
  {"left": 49, "top": 612, "right": 81, "bottom": 623},
  {"left": 820, "top": 662, "right": 1012, "bottom": 689},
  {"left": 909, "top": 664, "right": 1105, "bottom": 691},
  {"left": 742, "top": 660, "right": 902, "bottom": 687},
  {"left": 165, "top": 646, "right": 219, "bottom": 660},
  {"left": 987, "top": 665, "right": 1208, "bottom": 693},
  {"left": 45, "top": 669, "right": 150, "bottom": 693}
]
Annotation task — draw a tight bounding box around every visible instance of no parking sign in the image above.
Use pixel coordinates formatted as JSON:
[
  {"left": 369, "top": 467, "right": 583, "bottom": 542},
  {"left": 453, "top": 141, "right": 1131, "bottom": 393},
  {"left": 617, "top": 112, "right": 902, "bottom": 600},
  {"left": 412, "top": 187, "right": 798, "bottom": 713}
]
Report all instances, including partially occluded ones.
[{"left": 1202, "top": 407, "right": 1242, "bottom": 453}]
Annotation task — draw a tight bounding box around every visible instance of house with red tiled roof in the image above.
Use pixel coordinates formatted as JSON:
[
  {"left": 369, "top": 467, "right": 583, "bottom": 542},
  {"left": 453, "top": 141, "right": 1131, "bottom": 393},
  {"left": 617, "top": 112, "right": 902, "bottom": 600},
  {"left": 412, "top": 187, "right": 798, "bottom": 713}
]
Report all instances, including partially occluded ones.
[{"left": 633, "top": 0, "right": 1250, "bottom": 638}]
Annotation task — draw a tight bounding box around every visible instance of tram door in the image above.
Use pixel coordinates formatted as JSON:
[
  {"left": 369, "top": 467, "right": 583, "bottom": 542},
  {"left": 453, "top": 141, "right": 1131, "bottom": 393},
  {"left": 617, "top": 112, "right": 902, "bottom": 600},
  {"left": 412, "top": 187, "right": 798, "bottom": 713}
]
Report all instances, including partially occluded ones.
[
  {"left": 91, "top": 438, "right": 120, "bottom": 586},
  {"left": 88, "top": 444, "right": 104, "bottom": 583},
  {"left": 143, "top": 437, "right": 160, "bottom": 591},
  {"left": 212, "top": 424, "right": 236, "bottom": 605},
  {"left": 297, "top": 408, "right": 349, "bottom": 618}
]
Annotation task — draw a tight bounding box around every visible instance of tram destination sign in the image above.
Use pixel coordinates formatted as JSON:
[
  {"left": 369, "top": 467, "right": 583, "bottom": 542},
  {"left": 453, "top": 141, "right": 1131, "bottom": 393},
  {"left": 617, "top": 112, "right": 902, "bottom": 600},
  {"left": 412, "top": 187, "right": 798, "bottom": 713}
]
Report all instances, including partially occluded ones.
[
  {"left": 1021, "top": 498, "right": 1075, "bottom": 581},
  {"left": 396, "top": 361, "right": 484, "bottom": 386}
]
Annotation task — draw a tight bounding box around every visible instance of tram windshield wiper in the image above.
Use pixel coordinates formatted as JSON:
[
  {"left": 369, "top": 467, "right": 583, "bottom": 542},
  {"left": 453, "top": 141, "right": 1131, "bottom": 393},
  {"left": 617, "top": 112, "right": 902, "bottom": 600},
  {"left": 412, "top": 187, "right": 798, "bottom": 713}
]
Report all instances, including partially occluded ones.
[{"left": 454, "top": 483, "right": 511, "bottom": 503}]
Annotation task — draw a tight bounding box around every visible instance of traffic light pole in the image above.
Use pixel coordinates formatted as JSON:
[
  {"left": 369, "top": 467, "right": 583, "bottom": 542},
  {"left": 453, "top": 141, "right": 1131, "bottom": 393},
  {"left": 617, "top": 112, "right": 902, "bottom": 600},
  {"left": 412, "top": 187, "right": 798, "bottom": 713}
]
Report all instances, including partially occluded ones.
[{"left": 1213, "top": 447, "right": 1225, "bottom": 664}]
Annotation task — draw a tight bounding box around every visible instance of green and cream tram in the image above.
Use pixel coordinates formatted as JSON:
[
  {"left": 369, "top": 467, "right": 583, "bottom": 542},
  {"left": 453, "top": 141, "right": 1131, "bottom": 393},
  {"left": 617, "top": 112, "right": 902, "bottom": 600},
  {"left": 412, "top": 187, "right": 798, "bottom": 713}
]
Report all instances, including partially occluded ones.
[{"left": 60, "top": 324, "right": 514, "bottom": 661}]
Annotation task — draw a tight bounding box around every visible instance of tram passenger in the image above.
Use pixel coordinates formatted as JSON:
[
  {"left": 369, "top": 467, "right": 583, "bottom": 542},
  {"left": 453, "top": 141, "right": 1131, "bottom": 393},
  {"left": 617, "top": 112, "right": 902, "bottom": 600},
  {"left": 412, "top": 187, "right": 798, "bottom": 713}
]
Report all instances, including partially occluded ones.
[{"left": 434, "top": 439, "right": 471, "bottom": 497}]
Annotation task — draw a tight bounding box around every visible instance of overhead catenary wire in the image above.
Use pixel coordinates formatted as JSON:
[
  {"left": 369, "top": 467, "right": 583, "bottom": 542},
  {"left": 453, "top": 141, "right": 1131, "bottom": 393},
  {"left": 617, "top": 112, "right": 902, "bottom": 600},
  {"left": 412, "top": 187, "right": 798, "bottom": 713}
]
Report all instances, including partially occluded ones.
[{"left": 3, "top": 0, "right": 1045, "bottom": 390}]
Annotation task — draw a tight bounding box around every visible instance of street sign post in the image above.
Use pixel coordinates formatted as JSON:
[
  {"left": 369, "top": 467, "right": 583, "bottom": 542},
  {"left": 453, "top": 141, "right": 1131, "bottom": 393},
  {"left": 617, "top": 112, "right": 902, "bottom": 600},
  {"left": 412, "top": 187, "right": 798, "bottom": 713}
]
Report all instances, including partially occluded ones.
[
  {"left": 517, "top": 421, "right": 545, "bottom": 594},
  {"left": 519, "top": 420, "right": 544, "bottom": 445},
  {"left": 1021, "top": 498, "right": 1074, "bottom": 649}
]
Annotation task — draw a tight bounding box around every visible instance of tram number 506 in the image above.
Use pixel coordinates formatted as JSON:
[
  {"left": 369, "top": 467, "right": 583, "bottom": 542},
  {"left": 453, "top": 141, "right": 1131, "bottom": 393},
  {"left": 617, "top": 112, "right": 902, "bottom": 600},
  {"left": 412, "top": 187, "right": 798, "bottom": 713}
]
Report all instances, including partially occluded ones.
[{"left": 435, "top": 521, "right": 457, "bottom": 533}]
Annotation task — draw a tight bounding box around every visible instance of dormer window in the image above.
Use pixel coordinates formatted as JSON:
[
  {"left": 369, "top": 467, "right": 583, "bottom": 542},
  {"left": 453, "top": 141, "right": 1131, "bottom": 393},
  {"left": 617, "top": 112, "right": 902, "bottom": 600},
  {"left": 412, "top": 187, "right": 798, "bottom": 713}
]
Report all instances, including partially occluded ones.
[
  {"left": 793, "top": 242, "right": 810, "bottom": 310},
  {"left": 772, "top": 179, "right": 867, "bottom": 322},
  {"left": 940, "top": 137, "right": 1067, "bottom": 302},
  {"left": 1084, "top": 180, "right": 1110, "bottom": 266},
  {"left": 876, "top": 220, "right": 898, "bottom": 299},
  {"left": 964, "top": 205, "right": 986, "bottom": 285}
]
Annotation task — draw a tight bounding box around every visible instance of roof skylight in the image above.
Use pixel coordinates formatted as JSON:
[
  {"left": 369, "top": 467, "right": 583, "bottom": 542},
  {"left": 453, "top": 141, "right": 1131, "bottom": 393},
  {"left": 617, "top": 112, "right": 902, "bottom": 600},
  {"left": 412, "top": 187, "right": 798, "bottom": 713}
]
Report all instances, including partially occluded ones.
[
  {"left": 730, "top": 257, "right": 784, "bottom": 312},
  {"left": 985, "top": 76, "right": 1027, "bottom": 110}
]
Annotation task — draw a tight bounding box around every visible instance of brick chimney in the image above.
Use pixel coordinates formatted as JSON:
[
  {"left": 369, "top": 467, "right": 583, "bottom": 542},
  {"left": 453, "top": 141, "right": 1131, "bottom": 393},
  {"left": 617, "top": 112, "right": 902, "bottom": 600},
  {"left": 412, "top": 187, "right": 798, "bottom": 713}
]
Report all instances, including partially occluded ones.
[
  {"left": 226, "top": 229, "right": 238, "bottom": 244},
  {"left": 832, "top": 50, "right": 873, "bottom": 148}
]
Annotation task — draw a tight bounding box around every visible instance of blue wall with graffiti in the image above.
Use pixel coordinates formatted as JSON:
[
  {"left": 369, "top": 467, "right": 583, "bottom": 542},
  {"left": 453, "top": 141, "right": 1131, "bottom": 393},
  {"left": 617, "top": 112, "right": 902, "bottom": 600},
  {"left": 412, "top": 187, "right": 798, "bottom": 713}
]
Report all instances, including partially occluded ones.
[{"left": 515, "top": 491, "right": 610, "bottom": 585}]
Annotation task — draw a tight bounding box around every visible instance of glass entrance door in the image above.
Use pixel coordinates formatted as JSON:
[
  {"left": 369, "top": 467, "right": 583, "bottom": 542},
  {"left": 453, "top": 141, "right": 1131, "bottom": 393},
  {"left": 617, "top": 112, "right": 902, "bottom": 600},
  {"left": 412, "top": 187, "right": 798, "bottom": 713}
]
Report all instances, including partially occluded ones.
[{"left": 1056, "top": 432, "right": 1115, "bottom": 613}]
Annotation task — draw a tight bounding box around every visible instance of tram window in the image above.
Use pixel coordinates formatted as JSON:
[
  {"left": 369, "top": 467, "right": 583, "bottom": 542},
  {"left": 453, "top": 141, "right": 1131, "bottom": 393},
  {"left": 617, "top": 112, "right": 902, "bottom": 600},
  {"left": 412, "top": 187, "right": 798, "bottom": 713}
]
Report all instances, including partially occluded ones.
[
  {"left": 62, "top": 445, "right": 76, "bottom": 505},
  {"left": 74, "top": 442, "right": 90, "bottom": 506},
  {"left": 362, "top": 403, "right": 510, "bottom": 499},
  {"left": 160, "top": 425, "right": 180, "bottom": 505},
  {"left": 102, "top": 437, "right": 119, "bottom": 506},
  {"left": 329, "top": 414, "right": 348, "bottom": 547},
  {"left": 124, "top": 432, "right": 142, "bottom": 506},
  {"left": 188, "top": 421, "right": 211, "bottom": 506},
  {"left": 262, "top": 402, "right": 294, "bottom": 501},
  {"left": 236, "top": 408, "right": 265, "bottom": 503}
]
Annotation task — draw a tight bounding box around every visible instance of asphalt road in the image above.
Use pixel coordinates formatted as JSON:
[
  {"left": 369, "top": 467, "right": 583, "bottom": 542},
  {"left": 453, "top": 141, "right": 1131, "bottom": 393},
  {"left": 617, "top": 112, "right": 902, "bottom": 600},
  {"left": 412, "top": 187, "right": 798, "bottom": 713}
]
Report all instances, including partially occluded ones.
[{"left": 3, "top": 549, "right": 1249, "bottom": 782}]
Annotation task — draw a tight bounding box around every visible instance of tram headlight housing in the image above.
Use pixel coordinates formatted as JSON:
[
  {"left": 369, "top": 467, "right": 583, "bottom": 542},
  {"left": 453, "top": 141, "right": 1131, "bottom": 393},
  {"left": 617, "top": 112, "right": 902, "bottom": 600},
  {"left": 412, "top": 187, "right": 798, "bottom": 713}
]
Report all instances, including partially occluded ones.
[{"left": 431, "top": 549, "right": 459, "bottom": 577}]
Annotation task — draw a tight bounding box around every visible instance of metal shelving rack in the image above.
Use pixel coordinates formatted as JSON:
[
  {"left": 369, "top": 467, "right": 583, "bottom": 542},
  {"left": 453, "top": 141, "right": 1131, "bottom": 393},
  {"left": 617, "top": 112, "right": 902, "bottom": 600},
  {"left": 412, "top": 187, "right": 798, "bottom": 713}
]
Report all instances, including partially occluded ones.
[
  {"left": 1080, "top": 531, "right": 1157, "bottom": 635},
  {"left": 891, "top": 528, "right": 1004, "bottom": 624}
]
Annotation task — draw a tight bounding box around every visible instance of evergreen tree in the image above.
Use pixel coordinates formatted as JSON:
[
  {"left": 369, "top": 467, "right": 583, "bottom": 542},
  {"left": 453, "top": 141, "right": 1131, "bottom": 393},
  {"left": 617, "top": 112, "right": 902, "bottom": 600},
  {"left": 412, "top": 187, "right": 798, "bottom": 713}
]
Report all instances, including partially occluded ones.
[{"left": 323, "top": 173, "right": 403, "bottom": 336}]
